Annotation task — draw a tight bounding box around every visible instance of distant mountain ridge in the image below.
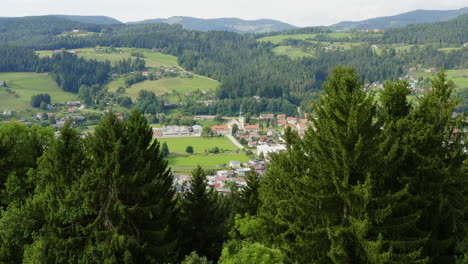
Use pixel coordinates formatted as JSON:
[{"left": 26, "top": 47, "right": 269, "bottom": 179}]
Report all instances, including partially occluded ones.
[
  {"left": 129, "top": 16, "right": 297, "bottom": 33},
  {"left": 52, "top": 15, "right": 123, "bottom": 25},
  {"left": 331, "top": 7, "right": 468, "bottom": 31}
]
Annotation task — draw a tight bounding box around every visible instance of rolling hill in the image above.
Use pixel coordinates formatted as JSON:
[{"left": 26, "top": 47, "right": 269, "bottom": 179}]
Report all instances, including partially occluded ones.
[
  {"left": 53, "top": 15, "right": 123, "bottom": 24},
  {"left": 331, "top": 7, "right": 468, "bottom": 30},
  {"left": 129, "top": 16, "right": 297, "bottom": 33}
]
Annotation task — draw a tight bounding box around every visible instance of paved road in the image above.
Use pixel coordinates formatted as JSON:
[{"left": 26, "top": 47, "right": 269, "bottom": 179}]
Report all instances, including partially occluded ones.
[{"left": 226, "top": 134, "right": 244, "bottom": 149}]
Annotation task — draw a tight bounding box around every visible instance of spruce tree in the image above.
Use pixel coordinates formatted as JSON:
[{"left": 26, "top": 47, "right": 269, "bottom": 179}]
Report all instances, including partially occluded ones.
[
  {"left": 23, "top": 121, "right": 88, "bottom": 263},
  {"left": 406, "top": 69, "right": 467, "bottom": 263},
  {"left": 79, "top": 110, "right": 181, "bottom": 263},
  {"left": 260, "top": 66, "right": 428, "bottom": 263},
  {"left": 181, "top": 166, "right": 226, "bottom": 261},
  {"left": 238, "top": 169, "right": 261, "bottom": 216}
]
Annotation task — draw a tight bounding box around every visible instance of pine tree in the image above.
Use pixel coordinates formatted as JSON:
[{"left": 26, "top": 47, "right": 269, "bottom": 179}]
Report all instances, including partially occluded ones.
[
  {"left": 79, "top": 110, "right": 181, "bottom": 263},
  {"left": 181, "top": 166, "right": 226, "bottom": 261}
]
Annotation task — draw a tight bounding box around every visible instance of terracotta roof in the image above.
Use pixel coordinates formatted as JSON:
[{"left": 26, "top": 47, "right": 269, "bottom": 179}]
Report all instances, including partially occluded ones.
[
  {"left": 244, "top": 125, "right": 259, "bottom": 129},
  {"left": 211, "top": 125, "right": 228, "bottom": 131}
]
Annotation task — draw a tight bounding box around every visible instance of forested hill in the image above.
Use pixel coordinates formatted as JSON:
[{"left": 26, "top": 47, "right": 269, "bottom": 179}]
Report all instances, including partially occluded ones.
[
  {"left": 129, "top": 16, "right": 297, "bottom": 33},
  {"left": 0, "top": 16, "right": 111, "bottom": 44},
  {"left": 0, "top": 14, "right": 467, "bottom": 112},
  {"left": 53, "top": 15, "right": 123, "bottom": 24},
  {"left": 382, "top": 13, "right": 468, "bottom": 45},
  {"left": 331, "top": 7, "right": 468, "bottom": 30}
]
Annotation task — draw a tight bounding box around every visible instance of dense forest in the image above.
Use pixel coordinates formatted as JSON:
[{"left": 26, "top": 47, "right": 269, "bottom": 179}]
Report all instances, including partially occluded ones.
[
  {"left": 0, "top": 14, "right": 467, "bottom": 109},
  {"left": 0, "top": 67, "right": 465, "bottom": 263}
]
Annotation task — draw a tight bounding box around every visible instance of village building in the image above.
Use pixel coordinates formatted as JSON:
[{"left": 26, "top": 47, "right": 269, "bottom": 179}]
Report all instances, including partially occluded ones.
[
  {"left": 277, "top": 114, "right": 286, "bottom": 120},
  {"left": 277, "top": 120, "right": 287, "bottom": 127},
  {"left": 287, "top": 117, "right": 297, "bottom": 125},
  {"left": 67, "top": 101, "right": 81, "bottom": 106},
  {"left": 256, "top": 144, "right": 287, "bottom": 157},
  {"left": 259, "top": 114, "right": 274, "bottom": 119},
  {"left": 229, "top": 160, "right": 242, "bottom": 169},
  {"left": 244, "top": 124, "right": 260, "bottom": 134},
  {"left": 211, "top": 125, "right": 230, "bottom": 135}
]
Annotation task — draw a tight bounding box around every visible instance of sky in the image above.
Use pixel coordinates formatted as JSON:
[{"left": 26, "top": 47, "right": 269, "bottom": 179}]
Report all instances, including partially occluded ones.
[{"left": 1, "top": 0, "right": 467, "bottom": 26}]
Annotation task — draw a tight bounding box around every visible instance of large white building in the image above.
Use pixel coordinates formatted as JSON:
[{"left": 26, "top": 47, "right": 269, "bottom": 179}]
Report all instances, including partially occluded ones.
[{"left": 256, "top": 144, "right": 286, "bottom": 157}]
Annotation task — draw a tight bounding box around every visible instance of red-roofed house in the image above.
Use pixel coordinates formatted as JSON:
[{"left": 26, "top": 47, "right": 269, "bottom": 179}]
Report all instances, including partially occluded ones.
[
  {"left": 244, "top": 124, "right": 260, "bottom": 133},
  {"left": 142, "top": 71, "right": 149, "bottom": 77},
  {"left": 297, "top": 123, "right": 308, "bottom": 134},
  {"left": 277, "top": 114, "right": 286, "bottom": 120},
  {"left": 277, "top": 120, "right": 287, "bottom": 126},
  {"left": 259, "top": 114, "right": 274, "bottom": 119},
  {"left": 300, "top": 119, "right": 308, "bottom": 124},
  {"left": 287, "top": 117, "right": 297, "bottom": 124},
  {"left": 211, "top": 125, "right": 230, "bottom": 135}
]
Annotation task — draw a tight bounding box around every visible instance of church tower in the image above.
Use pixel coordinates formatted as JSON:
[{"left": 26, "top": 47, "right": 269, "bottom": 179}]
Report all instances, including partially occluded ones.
[{"left": 239, "top": 106, "right": 245, "bottom": 129}]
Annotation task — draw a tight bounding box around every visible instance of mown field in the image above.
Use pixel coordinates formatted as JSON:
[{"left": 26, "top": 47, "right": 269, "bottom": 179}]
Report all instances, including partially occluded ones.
[
  {"left": 167, "top": 154, "right": 250, "bottom": 174},
  {"left": 0, "top": 72, "right": 77, "bottom": 111},
  {"left": 107, "top": 76, "right": 219, "bottom": 99},
  {"left": 157, "top": 136, "right": 238, "bottom": 154},
  {"left": 37, "top": 48, "right": 179, "bottom": 68}
]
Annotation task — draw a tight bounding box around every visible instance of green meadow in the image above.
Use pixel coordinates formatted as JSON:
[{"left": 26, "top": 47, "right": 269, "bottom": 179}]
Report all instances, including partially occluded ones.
[
  {"left": 167, "top": 154, "right": 250, "bottom": 174},
  {"left": 0, "top": 72, "right": 77, "bottom": 111},
  {"left": 413, "top": 69, "right": 468, "bottom": 90},
  {"left": 107, "top": 76, "right": 219, "bottom": 99},
  {"left": 157, "top": 136, "right": 238, "bottom": 154},
  {"left": 37, "top": 48, "right": 179, "bottom": 68}
]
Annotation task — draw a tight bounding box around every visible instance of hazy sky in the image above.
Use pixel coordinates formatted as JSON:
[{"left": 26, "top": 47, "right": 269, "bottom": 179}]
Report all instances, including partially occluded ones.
[{"left": 1, "top": 0, "right": 466, "bottom": 26}]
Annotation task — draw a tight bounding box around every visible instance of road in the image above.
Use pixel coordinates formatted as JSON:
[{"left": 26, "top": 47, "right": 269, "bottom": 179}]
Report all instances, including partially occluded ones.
[{"left": 226, "top": 134, "right": 244, "bottom": 149}]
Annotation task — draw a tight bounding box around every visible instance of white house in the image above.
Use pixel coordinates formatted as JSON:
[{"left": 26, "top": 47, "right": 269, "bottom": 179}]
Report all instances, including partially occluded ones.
[{"left": 229, "top": 160, "right": 242, "bottom": 169}]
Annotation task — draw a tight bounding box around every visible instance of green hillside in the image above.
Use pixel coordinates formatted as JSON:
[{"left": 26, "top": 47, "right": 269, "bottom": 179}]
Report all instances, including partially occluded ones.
[
  {"left": 37, "top": 48, "right": 179, "bottom": 68},
  {"left": 108, "top": 75, "right": 219, "bottom": 99},
  {"left": 0, "top": 72, "right": 77, "bottom": 111}
]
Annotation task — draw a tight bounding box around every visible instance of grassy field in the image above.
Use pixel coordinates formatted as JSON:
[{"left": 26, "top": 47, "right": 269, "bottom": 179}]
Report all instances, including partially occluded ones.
[
  {"left": 157, "top": 136, "right": 238, "bottom": 154},
  {"left": 413, "top": 69, "right": 468, "bottom": 90},
  {"left": 257, "top": 33, "right": 352, "bottom": 44},
  {"left": 37, "top": 48, "right": 179, "bottom": 68},
  {"left": 167, "top": 154, "right": 250, "bottom": 174},
  {"left": 0, "top": 72, "right": 77, "bottom": 111},
  {"left": 447, "top": 69, "right": 468, "bottom": 89},
  {"left": 272, "top": 46, "right": 315, "bottom": 59},
  {"left": 108, "top": 76, "right": 219, "bottom": 99}
]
